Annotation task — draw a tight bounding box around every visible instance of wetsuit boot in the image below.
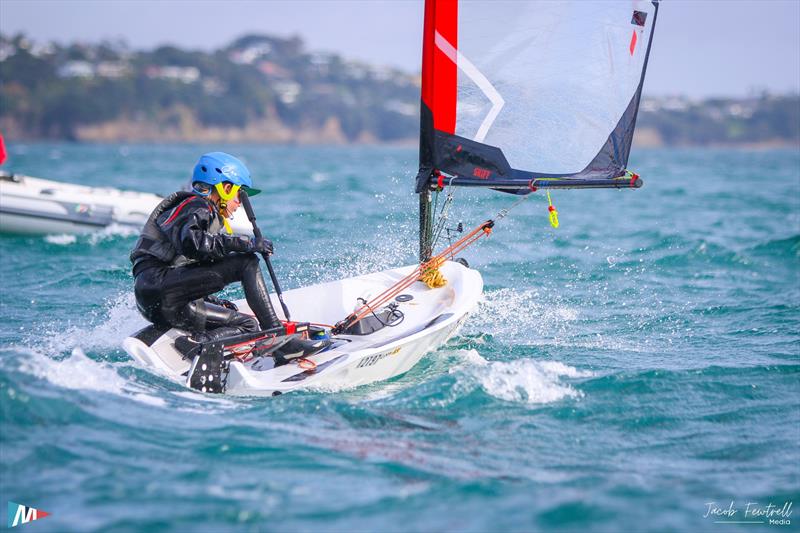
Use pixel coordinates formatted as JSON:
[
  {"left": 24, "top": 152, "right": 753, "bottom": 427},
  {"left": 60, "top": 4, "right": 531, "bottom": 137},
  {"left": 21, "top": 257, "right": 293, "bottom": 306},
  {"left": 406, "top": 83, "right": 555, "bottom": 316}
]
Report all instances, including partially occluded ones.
[{"left": 174, "top": 325, "right": 244, "bottom": 359}]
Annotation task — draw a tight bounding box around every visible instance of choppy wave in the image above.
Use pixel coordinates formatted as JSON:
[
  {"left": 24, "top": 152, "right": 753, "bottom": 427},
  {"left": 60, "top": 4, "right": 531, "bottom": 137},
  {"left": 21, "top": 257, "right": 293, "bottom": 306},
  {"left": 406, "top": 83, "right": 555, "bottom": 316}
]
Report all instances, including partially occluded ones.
[
  {"left": 21, "top": 347, "right": 166, "bottom": 406},
  {"left": 2, "top": 145, "right": 799, "bottom": 531},
  {"left": 749, "top": 233, "right": 800, "bottom": 257}
]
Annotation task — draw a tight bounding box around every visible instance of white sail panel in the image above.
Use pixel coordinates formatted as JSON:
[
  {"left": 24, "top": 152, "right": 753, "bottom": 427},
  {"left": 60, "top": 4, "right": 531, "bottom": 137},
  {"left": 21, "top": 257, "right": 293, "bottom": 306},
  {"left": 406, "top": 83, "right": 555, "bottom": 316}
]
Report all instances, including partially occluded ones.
[{"left": 452, "top": 1, "right": 656, "bottom": 174}]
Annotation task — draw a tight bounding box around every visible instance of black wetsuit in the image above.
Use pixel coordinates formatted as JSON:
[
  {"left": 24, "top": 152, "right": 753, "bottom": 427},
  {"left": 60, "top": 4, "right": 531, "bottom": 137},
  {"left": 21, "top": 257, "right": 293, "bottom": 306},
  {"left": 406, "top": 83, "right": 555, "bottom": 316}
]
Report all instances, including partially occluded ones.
[{"left": 130, "top": 191, "right": 280, "bottom": 343}]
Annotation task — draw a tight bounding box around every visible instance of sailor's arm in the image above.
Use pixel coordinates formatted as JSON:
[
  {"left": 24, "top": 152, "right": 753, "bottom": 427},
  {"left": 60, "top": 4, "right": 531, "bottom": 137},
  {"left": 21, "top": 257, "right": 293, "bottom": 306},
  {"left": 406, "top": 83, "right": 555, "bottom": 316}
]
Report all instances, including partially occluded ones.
[{"left": 177, "top": 207, "right": 251, "bottom": 261}]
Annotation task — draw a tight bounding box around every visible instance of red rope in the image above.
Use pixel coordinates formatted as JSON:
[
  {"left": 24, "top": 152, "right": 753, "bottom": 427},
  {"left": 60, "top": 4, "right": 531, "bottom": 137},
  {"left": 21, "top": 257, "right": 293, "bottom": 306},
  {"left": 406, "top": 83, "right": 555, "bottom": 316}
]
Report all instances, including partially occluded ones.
[{"left": 337, "top": 220, "right": 493, "bottom": 332}]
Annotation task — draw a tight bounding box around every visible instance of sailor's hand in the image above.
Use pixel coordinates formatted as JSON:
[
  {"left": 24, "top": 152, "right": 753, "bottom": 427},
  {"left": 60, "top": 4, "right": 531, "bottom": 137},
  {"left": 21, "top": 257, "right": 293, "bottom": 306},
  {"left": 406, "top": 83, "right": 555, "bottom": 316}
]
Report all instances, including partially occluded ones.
[
  {"left": 224, "top": 235, "right": 252, "bottom": 253},
  {"left": 216, "top": 297, "right": 239, "bottom": 311},
  {"left": 251, "top": 237, "right": 274, "bottom": 255}
]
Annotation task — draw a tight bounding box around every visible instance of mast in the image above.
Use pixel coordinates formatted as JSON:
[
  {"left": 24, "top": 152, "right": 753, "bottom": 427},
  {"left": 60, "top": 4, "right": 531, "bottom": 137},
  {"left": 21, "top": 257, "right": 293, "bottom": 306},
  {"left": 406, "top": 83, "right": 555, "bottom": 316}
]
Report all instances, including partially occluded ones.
[{"left": 416, "top": 0, "right": 448, "bottom": 263}]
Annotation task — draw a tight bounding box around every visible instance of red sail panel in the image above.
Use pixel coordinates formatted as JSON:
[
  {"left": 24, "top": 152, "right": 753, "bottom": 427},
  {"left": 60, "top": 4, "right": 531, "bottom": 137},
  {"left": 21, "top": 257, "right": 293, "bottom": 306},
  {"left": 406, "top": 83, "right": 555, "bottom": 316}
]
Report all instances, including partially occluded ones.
[
  {"left": 421, "top": 0, "right": 458, "bottom": 134},
  {"left": 0, "top": 131, "right": 6, "bottom": 165}
]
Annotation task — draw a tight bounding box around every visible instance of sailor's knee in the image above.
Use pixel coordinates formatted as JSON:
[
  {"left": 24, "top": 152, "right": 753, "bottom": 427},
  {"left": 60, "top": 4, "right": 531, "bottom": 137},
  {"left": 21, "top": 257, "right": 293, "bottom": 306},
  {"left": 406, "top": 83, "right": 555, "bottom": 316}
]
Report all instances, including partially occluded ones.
[
  {"left": 239, "top": 315, "right": 260, "bottom": 332},
  {"left": 226, "top": 311, "right": 259, "bottom": 332}
]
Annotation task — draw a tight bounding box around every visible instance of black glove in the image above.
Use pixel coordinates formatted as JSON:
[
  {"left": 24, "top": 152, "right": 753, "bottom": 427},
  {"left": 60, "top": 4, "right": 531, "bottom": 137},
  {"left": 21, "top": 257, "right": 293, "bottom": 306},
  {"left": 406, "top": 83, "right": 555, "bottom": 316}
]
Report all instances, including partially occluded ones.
[
  {"left": 205, "top": 295, "right": 238, "bottom": 311},
  {"left": 223, "top": 235, "right": 252, "bottom": 254},
  {"left": 250, "top": 237, "right": 274, "bottom": 255}
]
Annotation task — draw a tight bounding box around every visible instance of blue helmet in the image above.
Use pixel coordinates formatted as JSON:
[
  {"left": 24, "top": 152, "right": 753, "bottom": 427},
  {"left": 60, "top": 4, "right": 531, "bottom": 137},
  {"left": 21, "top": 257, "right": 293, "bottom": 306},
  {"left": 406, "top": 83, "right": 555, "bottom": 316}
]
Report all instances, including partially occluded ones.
[{"left": 191, "top": 152, "right": 261, "bottom": 197}]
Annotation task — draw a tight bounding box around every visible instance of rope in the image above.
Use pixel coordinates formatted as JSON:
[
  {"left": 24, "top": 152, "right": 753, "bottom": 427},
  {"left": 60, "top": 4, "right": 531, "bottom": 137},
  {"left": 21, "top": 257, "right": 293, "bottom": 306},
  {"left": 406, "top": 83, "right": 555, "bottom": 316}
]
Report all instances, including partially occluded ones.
[
  {"left": 330, "top": 182, "right": 540, "bottom": 336},
  {"left": 332, "top": 219, "right": 494, "bottom": 335},
  {"left": 419, "top": 258, "right": 447, "bottom": 288},
  {"left": 430, "top": 177, "right": 458, "bottom": 251}
]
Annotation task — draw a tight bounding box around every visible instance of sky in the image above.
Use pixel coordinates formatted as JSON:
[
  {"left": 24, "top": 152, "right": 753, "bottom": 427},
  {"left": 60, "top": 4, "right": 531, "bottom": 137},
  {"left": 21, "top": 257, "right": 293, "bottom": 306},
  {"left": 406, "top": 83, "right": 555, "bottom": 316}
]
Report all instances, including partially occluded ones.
[{"left": 1, "top": 0, "right": 799, "bottom": 98}]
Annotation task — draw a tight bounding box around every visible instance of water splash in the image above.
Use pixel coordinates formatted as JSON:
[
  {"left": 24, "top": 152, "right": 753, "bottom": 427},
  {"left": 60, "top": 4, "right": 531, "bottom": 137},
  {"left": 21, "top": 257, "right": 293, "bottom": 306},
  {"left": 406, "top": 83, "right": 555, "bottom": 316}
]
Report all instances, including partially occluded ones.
[
  {"left": 32, "top": 292, "right": 147, "bottom": 356},
  {"left": 468, "top": 288, "right": 577, "bottom": 341},
  {"left": 450, "top": 349, "right": 591, "bottom": 404}
]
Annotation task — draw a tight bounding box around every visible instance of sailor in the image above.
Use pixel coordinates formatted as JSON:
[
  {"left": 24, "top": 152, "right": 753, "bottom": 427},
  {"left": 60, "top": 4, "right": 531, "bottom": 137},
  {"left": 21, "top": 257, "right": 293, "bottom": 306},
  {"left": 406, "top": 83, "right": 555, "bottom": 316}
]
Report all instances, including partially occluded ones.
[{"left": 129, "top": 151, "right": 319, "bottom": 360}]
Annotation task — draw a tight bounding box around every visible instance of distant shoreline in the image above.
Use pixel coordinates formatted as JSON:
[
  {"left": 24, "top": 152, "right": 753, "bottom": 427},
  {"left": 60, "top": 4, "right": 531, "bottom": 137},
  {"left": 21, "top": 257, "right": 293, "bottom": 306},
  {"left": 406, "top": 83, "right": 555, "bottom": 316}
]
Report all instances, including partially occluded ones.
[
  {"left": 3, "top": 136, "right": 797, "bottom": 151},
  {"left": 3, "top": 118, "right": 798, "bottom": 150}
]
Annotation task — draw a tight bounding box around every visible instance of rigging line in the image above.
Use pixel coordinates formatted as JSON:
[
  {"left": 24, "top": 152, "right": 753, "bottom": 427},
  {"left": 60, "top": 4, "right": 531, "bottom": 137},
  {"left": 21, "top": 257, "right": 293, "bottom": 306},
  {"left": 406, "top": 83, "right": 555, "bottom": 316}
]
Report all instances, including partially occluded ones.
[
  {"left": 342, "top": 221, "right": 493, "bottom": 328},
  {"left": 341, "top": 237, "right": 477, "bottom": 329},
  {"left": 431, "top": 188, "right": 440, "bottom": 227},
  {"left": 337, "top": 189, "right": 534, "bottom": 334},
  {"left": 335, "top": 189, "right": 546, "bottom": 333},
  {"left": 431, "top": 177, "right": 457, "bottom": 249},
  {"left": 495, "top": 192, "right": 532, "bottom": 222},
  {"left": 435, "top": 178, "right": 457, "bottom": 238}
]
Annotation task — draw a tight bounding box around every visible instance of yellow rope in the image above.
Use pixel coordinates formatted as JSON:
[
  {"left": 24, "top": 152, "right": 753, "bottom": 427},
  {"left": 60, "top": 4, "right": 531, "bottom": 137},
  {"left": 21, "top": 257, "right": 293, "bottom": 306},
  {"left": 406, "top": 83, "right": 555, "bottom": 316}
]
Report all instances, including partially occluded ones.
[
  {"left": 547, "top": 191, "right": 559, "bottom": 228},
  {"left": 418, "top": 258, "right": 447, "bottom": 288}
]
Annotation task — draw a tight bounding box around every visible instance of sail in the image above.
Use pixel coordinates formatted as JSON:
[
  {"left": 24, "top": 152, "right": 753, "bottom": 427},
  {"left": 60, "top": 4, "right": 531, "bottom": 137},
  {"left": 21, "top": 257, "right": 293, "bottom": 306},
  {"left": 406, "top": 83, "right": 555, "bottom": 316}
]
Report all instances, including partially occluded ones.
[{"left": 417, "top": 0, "right": 659, "bottom": 193}]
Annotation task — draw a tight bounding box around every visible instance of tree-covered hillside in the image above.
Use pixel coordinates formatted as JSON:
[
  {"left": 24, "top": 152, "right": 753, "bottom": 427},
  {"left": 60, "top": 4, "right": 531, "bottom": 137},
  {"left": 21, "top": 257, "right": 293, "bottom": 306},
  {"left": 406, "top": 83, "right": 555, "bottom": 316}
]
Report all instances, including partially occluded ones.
[
  {"left": 0, "top": 33, "right": 419, "bottom": 142},
  {"left": 0, "top": 33, "right": 798, "bottom": 147}
]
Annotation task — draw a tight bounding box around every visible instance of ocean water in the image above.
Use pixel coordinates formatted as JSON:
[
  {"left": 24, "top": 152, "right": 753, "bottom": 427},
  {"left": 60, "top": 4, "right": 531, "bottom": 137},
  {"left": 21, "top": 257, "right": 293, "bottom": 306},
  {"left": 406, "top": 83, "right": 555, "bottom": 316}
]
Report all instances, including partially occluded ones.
[{"left": 0, "top": 143, "right": 798, "bottom": 532}]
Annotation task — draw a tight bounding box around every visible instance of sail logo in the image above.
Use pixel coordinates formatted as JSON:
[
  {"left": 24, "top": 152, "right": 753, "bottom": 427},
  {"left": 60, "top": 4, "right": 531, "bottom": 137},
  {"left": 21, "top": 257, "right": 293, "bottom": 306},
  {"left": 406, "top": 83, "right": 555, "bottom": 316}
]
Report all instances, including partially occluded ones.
[
  {"left": 7, "top": 502, "right": 50, "bottom": 528},
  {"left": 472, "top": 167, "right": 491, "bottom": 179}
]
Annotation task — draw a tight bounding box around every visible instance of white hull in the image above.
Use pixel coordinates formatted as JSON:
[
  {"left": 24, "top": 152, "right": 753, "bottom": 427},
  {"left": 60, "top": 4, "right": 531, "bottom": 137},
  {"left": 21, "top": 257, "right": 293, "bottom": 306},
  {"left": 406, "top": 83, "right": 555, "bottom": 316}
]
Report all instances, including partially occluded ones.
[
  {"left": 0, "top": 172, "right": 252, "bottom": 235},
  {"left": 123, "top": 261, "right": 483, "bottom": 396}
]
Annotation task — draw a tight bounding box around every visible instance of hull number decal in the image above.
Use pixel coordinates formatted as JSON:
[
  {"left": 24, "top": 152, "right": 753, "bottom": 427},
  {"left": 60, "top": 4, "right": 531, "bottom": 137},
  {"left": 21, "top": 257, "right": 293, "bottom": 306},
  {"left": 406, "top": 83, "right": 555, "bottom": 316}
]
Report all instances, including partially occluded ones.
[{"left": 357, "top": 347, "right": 401, "bottom": 368}]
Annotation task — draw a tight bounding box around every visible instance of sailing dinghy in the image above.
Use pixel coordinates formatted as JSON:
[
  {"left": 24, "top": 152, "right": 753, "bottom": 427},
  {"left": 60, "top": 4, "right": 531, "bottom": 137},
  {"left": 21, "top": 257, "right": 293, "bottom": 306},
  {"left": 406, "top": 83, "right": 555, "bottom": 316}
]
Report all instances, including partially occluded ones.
[{"left": 123, "top": 0, "right": 659, "bottom": 395}]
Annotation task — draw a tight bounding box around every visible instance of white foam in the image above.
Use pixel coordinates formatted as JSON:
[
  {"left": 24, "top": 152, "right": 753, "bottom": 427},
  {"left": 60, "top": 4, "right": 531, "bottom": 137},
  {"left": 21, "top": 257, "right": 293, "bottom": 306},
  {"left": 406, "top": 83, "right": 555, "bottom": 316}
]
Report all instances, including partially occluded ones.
[
  {"left": 89, "top": 223, "right": 140, "bottom": 243},
  {"left": 450, "top": 349, "right": 591, "bottom": 404},
  {"left": 44, "top": 234, "right": 77, "bottom": 245},
  {"left": 12, "top": 344, "right": 242, "bottom": 411},
  {"left": 42, "top": 225, "right": 137, "bottom": 246},
  {"left": 14, "top": 291, "right": 255, "bottom": 408},
  {"left": 15, "top": 347, "right": 166, "bottom": 406},
  {"left": 20, "top": 347, "right": 127, "bottom": 393}
]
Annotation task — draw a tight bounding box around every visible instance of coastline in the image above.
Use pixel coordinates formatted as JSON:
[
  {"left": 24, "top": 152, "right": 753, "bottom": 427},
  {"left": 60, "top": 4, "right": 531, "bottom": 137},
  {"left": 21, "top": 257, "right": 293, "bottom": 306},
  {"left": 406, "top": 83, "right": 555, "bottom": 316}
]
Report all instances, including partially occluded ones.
[{"left": 2, "top": 120, "right": 797, "bottom": 150}]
